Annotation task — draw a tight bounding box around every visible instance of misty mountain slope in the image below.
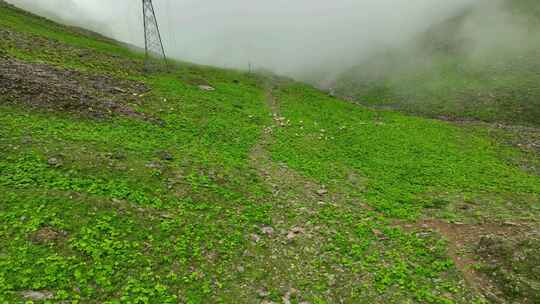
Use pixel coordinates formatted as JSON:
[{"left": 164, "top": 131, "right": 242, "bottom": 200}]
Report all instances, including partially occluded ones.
[
  {"left": 334, "top": 0, "right": 540, "bottom": 127},
  {"left": 1, "top": 2, "right": 540, "bottom": 303}
]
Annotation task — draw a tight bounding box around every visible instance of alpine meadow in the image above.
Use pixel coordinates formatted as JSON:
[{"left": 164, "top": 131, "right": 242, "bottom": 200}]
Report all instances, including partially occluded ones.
[{"left": 0, "top": 0, "right": 539, "bottom": 303}]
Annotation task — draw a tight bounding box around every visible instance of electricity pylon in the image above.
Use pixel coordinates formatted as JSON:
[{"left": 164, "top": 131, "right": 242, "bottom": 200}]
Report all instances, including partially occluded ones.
[{"left": 142, "top": 0, "right": 167, "bottom": 71}]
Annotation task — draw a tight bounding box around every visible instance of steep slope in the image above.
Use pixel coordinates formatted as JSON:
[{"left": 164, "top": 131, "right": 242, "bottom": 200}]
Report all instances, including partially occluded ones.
[
  {"left": 334, "top": 0, "right": 540, "bottom": 127},
  {"left": 1, "top": 2, "right": 539, "bottom": 303}
]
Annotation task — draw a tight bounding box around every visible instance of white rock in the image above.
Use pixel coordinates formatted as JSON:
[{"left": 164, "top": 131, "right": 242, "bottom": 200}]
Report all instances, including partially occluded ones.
[
  {"left": 316, "top": 189, "right": 328, "bottom": 196},
  {"left": 261, "top": 226, "right": 275, "bottom": 236},
  {"left": 198, "top": 85, "right": 215, "bottom": 91},
  {"left": 250, "top": 233, "right": 261, "bottom": 243},
  {"left": 20, "top": 290, "right": 54, "bottom": 301}
]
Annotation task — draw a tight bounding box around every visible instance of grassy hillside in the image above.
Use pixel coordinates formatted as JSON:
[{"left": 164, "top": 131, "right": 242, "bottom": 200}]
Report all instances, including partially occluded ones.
[
  {"left": 1, "top": 1, "right": 539, "bottom": 303},
  {"left": 334, "top": 0, "right": 540, "bottom": 126}
]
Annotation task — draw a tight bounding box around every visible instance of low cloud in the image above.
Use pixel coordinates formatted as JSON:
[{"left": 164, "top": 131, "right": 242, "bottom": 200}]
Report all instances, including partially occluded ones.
[{"left": 7, "top": 0, "right": 533, "bottom": 82}]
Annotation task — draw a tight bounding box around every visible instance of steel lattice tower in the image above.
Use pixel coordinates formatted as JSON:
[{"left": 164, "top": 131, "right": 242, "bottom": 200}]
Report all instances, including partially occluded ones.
[{"left": 142, "top": 0, "right": 167, "bottom": 70}]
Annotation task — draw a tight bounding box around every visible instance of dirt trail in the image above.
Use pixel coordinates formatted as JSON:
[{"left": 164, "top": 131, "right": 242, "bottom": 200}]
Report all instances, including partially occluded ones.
[
  {"left": 249, "top": 84, "right": 540, "bottom": 303},
  {"left": 244, "top": 85, "right": 375, "bottom": 302},
  {"left": 249, "top": 85, "right": 363, "bottom": 216}
]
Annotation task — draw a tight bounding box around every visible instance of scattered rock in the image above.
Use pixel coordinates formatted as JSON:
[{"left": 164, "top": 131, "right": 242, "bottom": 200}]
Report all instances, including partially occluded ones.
[
  {"left": 0, "top": 56, "right": 150, "bottom": 121},
  {"left": 416, "top": 231, "right": 432, "bottom": 238},
  {"left": 272, "top": 115, "right": 290, "bottom": 127},
  {"left": 257, "top": 288, "right": 270, "bottom": 298},
  {"left": 371, "top": 228, "right": 388, "bottom": 240},
  {"left": 145, "top": 161, "right": 161, "bottom": 169},
  {"left": 20, "top": 290, "right": 54, "bottom": 301},
  {"left": 316, "top": 189, "right": 328, "bottom": 196},
  {"left": 47, "top": 157, "right": 63, "bottom": 167},
  {"left": 263, "top": 126, "right": 273, "bottom": 135},
  {"left": 112, "top": 86, "right": 127, "bottom": 93},
  {"left": 21, "top": 136, "right": 32, "bottom": 144},
  {"left": 157, "top": 150, "right": 174, "bottom": 161},
  {"left": 459, "top": 204, "right": 472, "bottom": 211},
  {"left": 475, "top": 233, "right": 540, "bottom": 303},
  {"left": 250, "top": 233, "right": 262, "bottom": 243},
  {"left": 287, "top": 227, "right": 305, "bottom": 241},
  {"left": 111, "top": 198, "right": 124, "bottom": 204},
  {"left": 198, "top": 85, "right": 215, "bottom": 91},
  {"left": 327, "top": 274, "right": 337, "bottom": 286},
  {"left": 77, "top": 50, "right": 90, "bottom": 58},
  {"left": 261, "top": 226, "right": 275, "bottom": 236},
  {"left": 159, "top": 212, "right": 174, "bottom": 219},
  {"left": 502, "top": 221, "right": 520, "bottom": 227},
  {"left": 30, "top": 226, "right": 66, "bottom": 244},
  {"left": 476, "top": 234, "right": 503, "bottom": 256},
  {"left": 282, "top": 288, "right": 298, "bottom": 304}
]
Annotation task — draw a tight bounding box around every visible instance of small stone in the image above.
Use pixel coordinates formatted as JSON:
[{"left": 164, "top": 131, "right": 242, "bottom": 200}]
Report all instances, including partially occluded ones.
[
  {"left": 503, "top": 221, "right": 520, "bottom": 227},
  {"left": 158, "top": 151, "right": 174, "bottom": 161},
  {"left": 250, "top": 233, "right": 261, "bottom": 243},
  {"left": 110, "top": 152, "right": 126, "bottom": 160},
  {"left": 198, "top": 85, "right": 215, "bottom": 91},
  {"left": 257, "top": 288, "right": 270, "bottom": 298},
  {"left": 20, "top": 290, "right": 54, "bottom": 301},
  {"left": 47, "top": 157, "right": 63, "bottom": 167},
  {"left": 261, "top": 226, "right": 275, "bottom": 236},
  {"left": 327, "top": 274, "right": 337, "bottom": 286},
  {"left": 145, "top": 161, "right": 161, "bottom": 169},
  {"left": 21, "top": 136, "right": 32, "bottom": 144},
  {"left": 112, "top": 86, "right": 126, "bottom": 93},
  {"left": 287, "top": 227, "right": 305, "bottom": 240},
  {"left": 416, "top": 232, "right": 431, "bottom": 238},
  {"left": 236, "top": 266, "right": 245, "bottom": 273},
  {"left": 282, "top": 288, "right": 298, "bottom": 304},
  {"left": 316, "top": 189, "right": 328, "bottom": 196},
  {"left": 30, "top": 227, "right": 62, "bottom": 244},
  {"left": 371, "top": 228, "right": 388, "bottom": 240},
  {"left": 160, "top": 213, "right": 174, "bottom": 219}
]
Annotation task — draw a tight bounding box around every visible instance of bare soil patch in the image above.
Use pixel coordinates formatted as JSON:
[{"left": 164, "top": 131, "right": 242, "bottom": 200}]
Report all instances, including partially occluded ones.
[
  {"left": 29, "top": 226, "right": 67, "bottom": 244},
  {"left": 412, "top": 219, "right": 540, "bottom": 303},
  {"left": 0, "top": 56, "right": 151, "bottom": 120},
  {"left": 497, "top": 124, "right": 540, "bottom": 154},
  {"left": 460, "top": 121, "right": 540, "bottom": 155}
]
